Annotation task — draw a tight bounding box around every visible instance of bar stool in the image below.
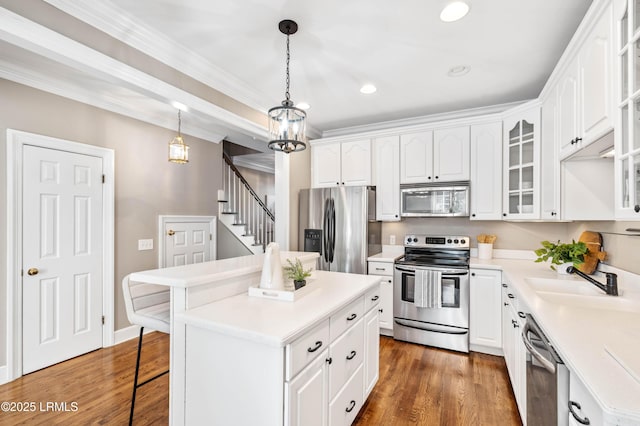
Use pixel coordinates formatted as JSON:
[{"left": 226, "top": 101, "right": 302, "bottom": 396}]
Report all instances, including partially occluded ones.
[{"left": 122, "top": 275, "right": 170, "bottom": 426}]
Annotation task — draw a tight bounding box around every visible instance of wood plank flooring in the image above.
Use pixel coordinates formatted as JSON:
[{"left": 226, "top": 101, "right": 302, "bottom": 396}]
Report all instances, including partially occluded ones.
[{"left": 0, "top": 333, "right": 520, "bottom": 425}]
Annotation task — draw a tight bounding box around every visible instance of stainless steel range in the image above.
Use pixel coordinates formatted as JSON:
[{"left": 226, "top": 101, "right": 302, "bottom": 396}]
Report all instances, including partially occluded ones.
[{"left": 393, "top": 235, "right": 470, "bottom": 353}]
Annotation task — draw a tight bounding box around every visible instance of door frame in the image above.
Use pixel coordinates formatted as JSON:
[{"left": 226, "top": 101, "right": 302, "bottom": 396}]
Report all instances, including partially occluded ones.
[
  {"left": 157, "top": 215, "right": 217, "bottom": 267},
  {"left": 5, "top": 129, "right": 115, "bottom": 382}
]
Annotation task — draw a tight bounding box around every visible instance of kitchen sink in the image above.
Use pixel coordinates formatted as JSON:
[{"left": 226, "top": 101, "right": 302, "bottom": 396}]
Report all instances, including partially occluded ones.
[
  {"left": 524, "top": 277, "right": 604, "bottom": 296},
  {"left": 535, "top": 291, "right": 640, "bottom": 313}
]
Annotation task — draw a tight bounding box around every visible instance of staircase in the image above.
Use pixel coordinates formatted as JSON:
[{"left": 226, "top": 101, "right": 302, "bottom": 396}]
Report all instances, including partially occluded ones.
[{"left": 218, "top": 153, "right": 275, "bottom": 254}]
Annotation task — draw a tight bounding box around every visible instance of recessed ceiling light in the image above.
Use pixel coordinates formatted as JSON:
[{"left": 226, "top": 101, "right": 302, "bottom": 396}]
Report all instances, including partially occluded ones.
[
  {"left": 440, "top": 1, "right": 470, "bottom": 22},
  {"left": 360, "top": 84, "right": 377, "bottom": 94},
  {"left": 171, "top": 101, "right": 188, "bottom": 111},
  {"left": 447, "top": 65, "right": 471, "bottom": 77},
  {"left": 296, "top": 102, "right": 310, "bottom": 110}
]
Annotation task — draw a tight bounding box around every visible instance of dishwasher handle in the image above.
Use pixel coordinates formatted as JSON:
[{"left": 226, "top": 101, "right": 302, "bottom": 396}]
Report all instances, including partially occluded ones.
[{"left": 521, "top": 320, "right": 556, "bottom": 374}]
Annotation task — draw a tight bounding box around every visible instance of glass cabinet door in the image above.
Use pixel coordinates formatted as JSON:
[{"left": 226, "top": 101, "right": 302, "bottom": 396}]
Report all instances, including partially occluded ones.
[
  {"left": 503, "top": 106, "right": 540, "bottom": 219},
  {"left": 617, "top": 0, "right": 640, "bottom": 217}
]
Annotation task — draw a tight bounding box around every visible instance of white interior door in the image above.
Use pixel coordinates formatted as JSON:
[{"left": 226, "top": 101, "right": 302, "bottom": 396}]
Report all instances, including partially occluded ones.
[
  {"left": 22, "top": 145, "right": 103, "bottom": 374},
  {"left": 163, "top": 218, "right": 215, "bottom": 267}
]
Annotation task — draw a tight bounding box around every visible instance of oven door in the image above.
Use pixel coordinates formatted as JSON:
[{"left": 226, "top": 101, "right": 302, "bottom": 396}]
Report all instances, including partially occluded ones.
[{"left": 393, "top": 264, "right": 469, "bottom": 329}]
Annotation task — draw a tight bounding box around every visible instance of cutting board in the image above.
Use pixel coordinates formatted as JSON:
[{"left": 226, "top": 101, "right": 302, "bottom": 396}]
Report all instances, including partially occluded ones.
[{"left": 577, "top": 231, "right": 606, "bottom": 275}]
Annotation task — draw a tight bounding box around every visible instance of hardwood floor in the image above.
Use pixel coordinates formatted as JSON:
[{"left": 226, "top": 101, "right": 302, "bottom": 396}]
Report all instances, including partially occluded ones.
[{"left": 0, "top": 334, "right": 520, "bottom": 425}]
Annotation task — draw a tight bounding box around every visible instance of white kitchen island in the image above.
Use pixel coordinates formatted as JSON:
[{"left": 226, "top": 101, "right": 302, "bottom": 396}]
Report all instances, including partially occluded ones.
[{"left": 175, "top": 270, "right": 381, "bottom": 426}]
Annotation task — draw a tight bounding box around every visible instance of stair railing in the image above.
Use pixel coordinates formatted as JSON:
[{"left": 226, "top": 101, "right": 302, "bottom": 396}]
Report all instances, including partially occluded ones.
[{"left": 222, "top": 153, "right": 275, "bottom": 250}]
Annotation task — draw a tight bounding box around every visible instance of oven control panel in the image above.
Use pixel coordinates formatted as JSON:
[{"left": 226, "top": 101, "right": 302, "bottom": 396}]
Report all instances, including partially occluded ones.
[{"left": 404, "top": 234, "right": 469, "bottom": 248}]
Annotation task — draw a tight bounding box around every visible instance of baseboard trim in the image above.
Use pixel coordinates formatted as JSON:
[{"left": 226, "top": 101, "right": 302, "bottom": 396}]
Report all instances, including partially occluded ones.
[
  {"left": 470, "top": 344, "right": 504, "bottom": 357},
  {"left": 0, "top": 365, "right": 8, "bottom": 385},
  {"left": 113, "top": 325, "right": 154, "bottom": 345}
]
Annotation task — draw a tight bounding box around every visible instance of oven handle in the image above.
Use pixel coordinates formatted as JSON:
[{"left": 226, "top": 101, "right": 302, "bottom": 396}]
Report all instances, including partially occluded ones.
[
  {"left": 394, "top": 319, "right": 468, "bottom": 335},
  {"left": 521, "top": 321, "right": 556, "bottom": 374},
  {"left": 394, "top": 266, "right": 469, "bottom": 276}
]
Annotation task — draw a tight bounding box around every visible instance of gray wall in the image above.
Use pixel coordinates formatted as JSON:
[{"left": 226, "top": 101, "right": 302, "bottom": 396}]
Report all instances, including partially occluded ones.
[
  {"left": 0, "top": 79, "right": 224, "bottom": 365},
  {"left": 217, "top": 220, "right": 253, "bottom": 259}
]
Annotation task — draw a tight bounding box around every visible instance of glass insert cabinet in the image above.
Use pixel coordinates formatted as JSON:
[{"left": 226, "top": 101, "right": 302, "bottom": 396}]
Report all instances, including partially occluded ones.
[
  {"left": 503, "top": 105, "right": 541, "bottom": 219},
  {"left": 617, "top": 0, "right": 640, "bottom": 218}
]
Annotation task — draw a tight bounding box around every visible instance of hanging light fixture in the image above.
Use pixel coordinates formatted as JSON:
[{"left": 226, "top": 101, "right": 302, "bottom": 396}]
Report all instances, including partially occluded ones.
[
  {"left": 268, "top": 19, "right": 307, "bottom": 154},
  {"left": 168, "top": 109, "right": 189, "bottom": 164}
]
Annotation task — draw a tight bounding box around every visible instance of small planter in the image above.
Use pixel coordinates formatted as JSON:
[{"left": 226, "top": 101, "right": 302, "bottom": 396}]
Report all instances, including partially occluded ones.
[{"left": 294, "top": 280, "right": 306, "bottom": 290}]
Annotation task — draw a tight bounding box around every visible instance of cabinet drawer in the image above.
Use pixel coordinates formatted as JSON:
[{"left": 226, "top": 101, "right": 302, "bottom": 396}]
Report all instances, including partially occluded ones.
[
  {"left": 364, "top": 284, "right": 381, "bottom": 312},
  {"left": 286, "top": 319, "right": 330, "bottom": 381},
  {"left": 368, "top": 261, "right": 393, "bottom": 276},
  {"left": 569, "top": 371, "right": 603, "bottom": 426},
  {"left": 330, "top": 296, "right": 364, "bottom": 341},
  {"left": 329, "top": 364, "right": 364, "bottom": 426},
  {"left": 329, "top": 318, "right": 364, "bottom": 400}
]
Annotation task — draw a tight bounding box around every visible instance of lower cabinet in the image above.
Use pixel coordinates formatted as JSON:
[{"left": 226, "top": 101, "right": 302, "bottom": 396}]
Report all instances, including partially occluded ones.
[
  {"left": 287, "top": 349, "right": 330, "bottom": 426},
  {"left": 568, "top": 370, "right": 603, "bottom": 426},
  {"left": 501, "top": 280, "right": 527, "bottom": 423},
  {"left": 364, "top": 308, "right": 380, "bottom": 398},
  {"left": 469, "top": 268, "right": 502, "bottom": 352},
  {"left": 367, "top": 260, "right": 394, "bottom": 335}
]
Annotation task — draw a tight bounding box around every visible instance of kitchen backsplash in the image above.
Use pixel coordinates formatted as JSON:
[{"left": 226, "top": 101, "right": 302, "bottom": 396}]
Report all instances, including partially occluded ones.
[{"left": 381, "top": 218, "right": 640, "bottom": 275}]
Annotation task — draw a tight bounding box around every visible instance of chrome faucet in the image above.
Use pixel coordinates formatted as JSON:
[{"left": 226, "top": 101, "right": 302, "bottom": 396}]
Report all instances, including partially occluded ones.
[{"left": 567, "top": 266, "right": 618, "bottom": 296}]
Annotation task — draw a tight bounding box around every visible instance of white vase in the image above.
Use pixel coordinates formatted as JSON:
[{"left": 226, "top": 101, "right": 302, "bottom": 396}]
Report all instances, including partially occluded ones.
[{"left": 556, "top": 262, "right": 573, "bottom": 275}]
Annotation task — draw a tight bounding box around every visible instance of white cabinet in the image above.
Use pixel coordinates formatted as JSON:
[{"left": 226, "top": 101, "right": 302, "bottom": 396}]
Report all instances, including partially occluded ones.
[
  {"left": 287, "top": 349, "right": 329, "bottom": 426},
  {"left": 400, "top": 131, "right": 433, "bottom": 183},
  {"left": 470, "top": 122, "right": 503, "bottom": 220},
  {"left": 311, "top": 139, "right": 371, "bottom": 188},
  {"left": 363, "top": 308, "right": 380, "bottom": 399},
  {"left": 400, "top": 126, "right": 469, "bottom": 184},
  {"left": 367, "top": 260, "right": 394, "bottom": 335},
  {"left": 568, "top": 370, "right": 603, "bottom": 426},
  {"left": 556, "top": 4, "right": 613, "bottom": 161},
  {"left": 433, "top": 126, "right": 470, "bottom": 182},
  {"left": 469, "top": 268, "right": 502, "bottom": 352},
  {"left": 503, "top": 105, "right": 541, "bottom": 220},
  {"left": 373, "top": 136, "right": 400, "bottom": 221},
  {"left": 616, "top": 0, "right": 640, "bottom": 219},
  {"left": 501, "top": 280, "right": 527, "bottom": 424},
  {"left": 540, "top": 93, "right": 561, "bottom": 220}
]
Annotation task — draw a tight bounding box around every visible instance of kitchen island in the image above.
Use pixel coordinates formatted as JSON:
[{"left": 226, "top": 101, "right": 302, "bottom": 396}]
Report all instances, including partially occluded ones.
[{"left": 175, "top": 270, "right": 381, "bottom": 426}]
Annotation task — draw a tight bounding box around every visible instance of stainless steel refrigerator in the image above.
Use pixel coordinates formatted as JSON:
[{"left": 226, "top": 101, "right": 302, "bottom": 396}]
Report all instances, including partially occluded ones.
[{"left": 298, "top": 186, "right": 382, "bottom": 274}]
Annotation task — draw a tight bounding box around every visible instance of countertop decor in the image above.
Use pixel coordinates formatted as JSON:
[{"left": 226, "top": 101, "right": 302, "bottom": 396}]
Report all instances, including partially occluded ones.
[{"left": 534, "top": 239, "right": 588, "bottom": 271}]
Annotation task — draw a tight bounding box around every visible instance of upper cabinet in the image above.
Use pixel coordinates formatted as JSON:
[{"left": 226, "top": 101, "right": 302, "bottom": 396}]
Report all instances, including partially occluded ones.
[
  {"left": 616, "top": 0, "right": 640, "bottom": 218},
  {"left": 540, "top": 94, "right": 562, "bottom": 220},
  {"left": 373, "top": 136, "right": 400, "bottom": 221},
  {"left": 400, "top": 126, "right": 469, "bottom": 184},
  {"left": 503, "top": 105, "right": 541, "bottom": 220},
  {"left": 311, "top": 139, "right": 371, "bottom": 188},
  {"left": 558, "top": 3, "right": 614, "bottom": 160},
  {"left": 470, "top": 122, "right": 503, "bottom": 220}
]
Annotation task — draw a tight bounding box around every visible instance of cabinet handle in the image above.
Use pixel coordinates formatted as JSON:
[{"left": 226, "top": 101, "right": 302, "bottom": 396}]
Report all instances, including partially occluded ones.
[
  {"left": 307, "top": 341, "right": 323, "bottom": 353},
  {"left": 347, "top": 313, "right": 357, "bottom": 321},
  {"left": 504, "top": 302, "right": 509, "bottom": 306},
  {"left": 508, "top": 293, "right": 515, "bottom": 299},
  {"left": 336, "top": 182, "right": 339, "bottom": 185},
  {"left": 503, "top": 213, "right": 507, "bottom": 217},
  {"left": 502, "top": 283, "right": 507, "bottom": 288},
  {"left": 575, "top": 137, "right": 582, "bottom": 144},
  {"left": 635, "top": 205, "right": 640, "bottom": 213},
  {"left": 512, "top": 321, "right": 519, "bottom": 328},
  {"left": 428, "top": 176, "right": 432, "bottom": 180},
  {"left": 551, "top": 211, "right": 557, "bottom": 216},
  {"left": 518, "top": 311, "right": 526, "bottom": 319},
  {"left": 379, "top": 308, "right": 383, "bottom": 313},
  {"left": 568, "top": 401, "right": 590, "bottom": 425},
  {"left": 341, "top": 182, "right": 345, "bottom": 185},
  {"left": 375, "top": 268, "right": 385, "bottom": 271},
  {"left": 326, "top": 357, "right": 333, "bottom": 365},
  {"left": 395, "top": 214, "right": 398, "bottom": 218},
  {"left": 371, "top": 295, "right": 379, "bottom": 301},
  {"left": 471, "top": 272, "right": 475, "bottom": 277},
  {"left": 346, "top": 400, "right": 356, "bottom": 413},
  {"left": 346, "top": 350, "right": 357, "bottom": 360},
  {"left": 435, "top": 176, "right": 439, "bottom": 179},
  {"left": 472, "top": 213, "right": 476, "bottom": 217},
  {"left": 570, "top": 138, "right": 576, "bottom": 145}
]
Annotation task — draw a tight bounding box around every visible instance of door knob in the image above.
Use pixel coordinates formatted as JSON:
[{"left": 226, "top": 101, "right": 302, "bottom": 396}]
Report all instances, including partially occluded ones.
[
  {"left": 167, "top": 229, "right": 175, "bottom": 236},
  {"left": 27, "top": 268, "right": 39, "bottom": 276}
]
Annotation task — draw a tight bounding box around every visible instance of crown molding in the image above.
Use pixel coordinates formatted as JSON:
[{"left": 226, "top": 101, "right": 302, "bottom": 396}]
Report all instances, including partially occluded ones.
[
  {"left": 232, "top": 154, "right": 275, "bottom": 174},
  {"left": 43, "top": 0, "right": 272, "bottom": 112}
]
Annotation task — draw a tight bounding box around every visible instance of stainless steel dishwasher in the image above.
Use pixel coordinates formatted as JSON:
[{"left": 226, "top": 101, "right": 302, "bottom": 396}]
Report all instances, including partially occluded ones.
[{"left": 522, "top": 314, "right": 569, "bottom": 426}]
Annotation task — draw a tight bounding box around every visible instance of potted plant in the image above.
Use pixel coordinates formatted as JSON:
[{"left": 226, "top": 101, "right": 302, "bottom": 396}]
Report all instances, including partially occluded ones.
[
  {"left": 283, "top": 258, "right": 312, "bottom": 290},
  {"left": 534, "top": 240, "right": 588, "bottom": 273}
]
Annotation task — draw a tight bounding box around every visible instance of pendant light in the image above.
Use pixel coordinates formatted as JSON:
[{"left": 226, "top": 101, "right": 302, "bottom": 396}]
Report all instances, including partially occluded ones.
[
  {"left": 267, "top": 19, "right": 307, "bottom": 154},
  {"left": 168, "top": 109, "right": 189, "bottom": 164}
]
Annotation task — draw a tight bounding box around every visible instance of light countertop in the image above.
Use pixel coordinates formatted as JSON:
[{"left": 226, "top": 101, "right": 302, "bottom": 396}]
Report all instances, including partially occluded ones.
[
  {"left": 367, "top": 251, "right": 403, "bottom": 263},
  {"left": 472, "top": 257, "right": 640, "bottom": 423},
  {"left": 175, "top": 270, "right": 380, "bottom": 347},
  {"left": 128, "top": 251, "right": 319, "bottom": 288}
]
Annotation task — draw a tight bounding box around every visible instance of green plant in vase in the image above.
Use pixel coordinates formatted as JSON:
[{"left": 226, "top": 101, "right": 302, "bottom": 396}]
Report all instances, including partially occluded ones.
[
  {"left": 283, "top": 258, "right": 312, "bottom": 290},
  {"left": 534, "top": 240, "right": 588, "bottom": 272}
]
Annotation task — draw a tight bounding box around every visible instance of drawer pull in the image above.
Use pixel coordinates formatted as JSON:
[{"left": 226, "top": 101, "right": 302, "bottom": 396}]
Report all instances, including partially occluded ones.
[
  {"left": 518, "top": 311, "right": 526, "bottom": 319},
  {"left": 371, "top": 295, "right": 379, "bottom": 301},
  {"left": 568, "top": 401, "right": 590, "bottom": 425},
  {"left": 508, "top": 293, "right": 515, "bottom": 299},
  {"left": 307, "top": 341, "right": 323, "bottom": 353},
  {"left": 326, "top": 357, "right": 333, "bottom": 365},
  {"left": 345, "top": 400, "right": 356, "bottom": 413},
  {"left": 375, "top": 267, "right": 385, "bottom": 271},
  {"left": 347, "top": 313, "right": 357, "bottom": 321},
  {"left": 346, "top": 350, "right": 357, "bottom": 360}
]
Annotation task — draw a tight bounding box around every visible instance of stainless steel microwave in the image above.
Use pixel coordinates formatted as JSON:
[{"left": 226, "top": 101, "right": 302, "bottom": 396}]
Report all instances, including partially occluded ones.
[{"left": 400, "top": 182, "right": 470, "bottom": 217}]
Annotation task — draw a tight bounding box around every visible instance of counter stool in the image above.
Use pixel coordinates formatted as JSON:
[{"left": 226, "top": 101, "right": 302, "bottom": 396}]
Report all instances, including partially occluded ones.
[{"left": 122, "top": 275, "right": 170, "bottom": 426}]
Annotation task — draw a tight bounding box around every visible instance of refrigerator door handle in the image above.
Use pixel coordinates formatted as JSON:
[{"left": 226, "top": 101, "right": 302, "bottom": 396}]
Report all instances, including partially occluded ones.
[
  {"left": 323, "top": 199, "right": 330, "bottom": 263},
  {"left": 329, "top": 198, "right": 336, "bottom": 263}
]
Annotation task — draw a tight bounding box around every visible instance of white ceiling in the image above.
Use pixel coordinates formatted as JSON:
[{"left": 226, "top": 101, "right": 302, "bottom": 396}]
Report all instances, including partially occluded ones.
[{"left": 1, "top": 0, "right": 594, "bottom": 144}]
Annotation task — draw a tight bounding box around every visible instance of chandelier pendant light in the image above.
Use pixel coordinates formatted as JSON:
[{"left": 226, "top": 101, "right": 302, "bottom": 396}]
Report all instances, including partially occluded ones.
[
  {"left": 168, "top": 109, "right": 189, "bottom": 163},
  {"left": 268, "top": 19, "right": 307, "bottom": 154}
]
